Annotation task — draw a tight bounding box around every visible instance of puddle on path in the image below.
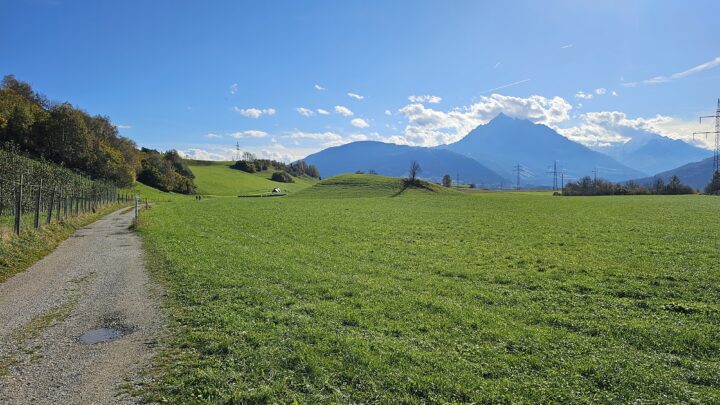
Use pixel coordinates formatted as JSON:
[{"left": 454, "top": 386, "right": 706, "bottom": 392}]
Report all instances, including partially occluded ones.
[{"left": 79, "top": 328, "right": 123, "bottom": 344}]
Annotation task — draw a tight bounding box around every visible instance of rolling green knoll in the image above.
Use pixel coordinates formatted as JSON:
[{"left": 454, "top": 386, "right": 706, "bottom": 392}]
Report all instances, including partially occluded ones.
[
  {"left": 137, "top": 176, "right": 720, "bottom": 402},
  {"left": 187, "top": 160, "right": 317, "bottom": 196}
]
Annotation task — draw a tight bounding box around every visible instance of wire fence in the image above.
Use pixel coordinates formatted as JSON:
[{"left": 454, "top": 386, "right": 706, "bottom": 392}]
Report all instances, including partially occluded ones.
[{"left": 0, "top": 146, "right": 133, "bottom": 236}]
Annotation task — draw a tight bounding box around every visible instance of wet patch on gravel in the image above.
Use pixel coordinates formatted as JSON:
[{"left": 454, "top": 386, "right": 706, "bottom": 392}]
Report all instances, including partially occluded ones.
[{"left": 79, "top": 328, "right": 124, "bottom": 344}]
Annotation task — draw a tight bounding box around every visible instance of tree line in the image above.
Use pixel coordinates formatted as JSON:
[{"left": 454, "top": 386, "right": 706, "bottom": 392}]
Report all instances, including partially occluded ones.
[
  {"left": 562, "top": 175, "right": 695, "bottom": 196},
  {"left": 0, "top": 75, "right": 194, "bottom": 193},
  {"left": 230, "top": 152, "right": 320, "bottom": 180}
]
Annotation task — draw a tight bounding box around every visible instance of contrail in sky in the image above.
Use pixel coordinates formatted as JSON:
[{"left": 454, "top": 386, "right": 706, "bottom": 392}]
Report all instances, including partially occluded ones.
[{"left": 480, "top": 78, "right": 531, "bottom": 94}]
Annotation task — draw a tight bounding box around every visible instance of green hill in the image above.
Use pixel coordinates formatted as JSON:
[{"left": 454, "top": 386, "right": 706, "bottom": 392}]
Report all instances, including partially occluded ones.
[
  {"left": 122, "top": 181, "right": 186, "bottom": 201},
  {"left": 187, "top": 160, "right": 317, "bottom": 196},
  {"left": 295, "top": 173, "right": 446, "bottom": 198}
]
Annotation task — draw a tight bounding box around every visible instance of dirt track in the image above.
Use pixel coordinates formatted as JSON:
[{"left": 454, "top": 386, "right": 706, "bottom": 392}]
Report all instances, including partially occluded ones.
[{"left": 0, "top": 208, "right": 163, "bottom": 404}]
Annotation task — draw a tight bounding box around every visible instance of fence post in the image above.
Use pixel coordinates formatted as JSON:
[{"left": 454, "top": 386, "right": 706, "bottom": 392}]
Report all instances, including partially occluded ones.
[
  {"left": 34, "top": 179, "right": 42, "bottom": 229},
  {"left": 56, "top": 190, "right": 62, "bottom": 222},
  {"left": 14, "top": 174, "right": 23, "bottom": 235},
  {"left": 134, "top": 195, "right": 139, "bottom": 220},
  {"left": 47, "top": 188, "right": 55, "bottom": 224}
]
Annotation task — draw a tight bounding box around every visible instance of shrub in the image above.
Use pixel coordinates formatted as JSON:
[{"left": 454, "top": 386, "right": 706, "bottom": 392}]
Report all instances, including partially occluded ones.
[
  {"left": 271, "top": 171, "right": 294, "bottom": 183},
  {"left": 230, "top": 160, "right": 257, "bottom": 173},
  {"left": 705, "top": 171, "right": 720, "bottom": 195}
]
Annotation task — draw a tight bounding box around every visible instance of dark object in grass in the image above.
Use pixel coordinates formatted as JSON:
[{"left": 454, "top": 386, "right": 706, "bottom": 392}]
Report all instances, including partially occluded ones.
[{"left": 663, "top": 303, "right": 696, "bottom": 315}]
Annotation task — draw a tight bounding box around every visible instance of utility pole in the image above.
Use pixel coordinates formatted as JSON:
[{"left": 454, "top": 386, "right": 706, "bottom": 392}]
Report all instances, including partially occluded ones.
[
  {"left": 235, "top": 141, "right": 241, "bottom": 161},
  {"left": 694, "top": 99, "right": 720, "bottom": 174},
  {"left": 513, "top": 163, "right": 522, "bottom": 190},
  {"left": 592, "top": 167, "right": 598, "bottom": 184}
]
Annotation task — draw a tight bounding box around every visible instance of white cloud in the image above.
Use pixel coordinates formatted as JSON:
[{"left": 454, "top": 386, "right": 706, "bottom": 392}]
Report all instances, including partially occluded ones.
[
  {"left": 612, "top": 90, "right": 618, "bottom": 96},
  {"left": 314, "top": 84, "right": 326, "bottom": 91},
  {"left": 205, "top": 133, "right": 222, "bottom": 139},
  {"left": 179, "top": 147, "right": 236, "bottom": 161},
  {"left": 347, "top": 92, "right": 364, "bottom": 100},
  {"left": 575, "top": 91, "right": 593, "bottom": 100},
  {"left": 116, "top": 124, "right": 132, "bottom": 129},
  {"left": 408, "top": 95, "right": 442, "bottom": 104},
  {"left": 494, "top": 61, "right": 502, "bottom": 69},
  {"left": 397, "top": 93, "right": 573, "bottom": 146},
  {"left": 560, "top": 44, "right": 574, "bottom": 49},
  {"left": 229, "top": 130, "right": 268, "bottom": 139},
  {"left": 351, "top": 118, "right": 370, "bottom": 128},
  {"left": 557, "top": 111, "right": 712, "bottom": 149},
  {"left": 321, "top": 133, "right": 371, "bottom": 148},
  {"left": 384, "top": 110, "right": 392, "bottom": 116},
  {"left": 230, "top": 83, "right": 239, "bottom": 95},
  {"left": 233, "top": 107, "right": 276, "bottom": 118},
  {"left": 289, "top": 131, "right": 342, "bottom": 141},
  {"left": 334, "top": 105, "right": 354, "bottom": 116},
  {"left": 623, "top": 56, "right": 720, "bottom": 87},
  {"left": 316, "top": 108, "right": 330, "bottom": 115},
  {"left": 595, "top": 88, "right": 606, "bottom": 95},
  {"left": 296, "top": 107, "right": 315, "bottom": 117}
]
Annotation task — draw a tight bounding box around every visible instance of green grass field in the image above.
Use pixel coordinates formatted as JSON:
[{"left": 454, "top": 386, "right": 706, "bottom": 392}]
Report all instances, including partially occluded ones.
[
  {"left": 187, "top": 160, "right": 317, "bottom": 196},
  {"left": 138, "top": 174, "right": 720, "bottom": 402}
]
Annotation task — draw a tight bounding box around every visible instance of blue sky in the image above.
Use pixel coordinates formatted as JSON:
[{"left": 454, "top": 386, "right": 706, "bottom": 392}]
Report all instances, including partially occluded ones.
[{"left": 2, "top": 0, "right": 719, "bottom": 161}]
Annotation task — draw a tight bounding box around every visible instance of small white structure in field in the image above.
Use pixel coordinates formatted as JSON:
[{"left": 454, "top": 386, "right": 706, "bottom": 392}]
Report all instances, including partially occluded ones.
[{"left": 272, "top": 188, "right": 281, "bottom": 193}]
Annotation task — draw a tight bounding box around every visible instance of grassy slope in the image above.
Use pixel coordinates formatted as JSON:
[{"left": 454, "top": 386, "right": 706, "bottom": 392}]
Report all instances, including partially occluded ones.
[
  {"left": 188, "top": 160, "right": 317, "bottom": 196},
  {"left": 122, "top": 181, "right": 184, "bottom": 201},
  {"left": 138, "top": 177, "right": 720, "bottom": 402},
  {"left": 295, "top": 173, "right": 446, "bottom": 198}
]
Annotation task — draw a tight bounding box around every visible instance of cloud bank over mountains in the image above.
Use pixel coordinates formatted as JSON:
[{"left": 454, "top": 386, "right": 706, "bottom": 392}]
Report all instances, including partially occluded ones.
[{"left": 185, "top": 91, "right": 708, "bottom": 163}]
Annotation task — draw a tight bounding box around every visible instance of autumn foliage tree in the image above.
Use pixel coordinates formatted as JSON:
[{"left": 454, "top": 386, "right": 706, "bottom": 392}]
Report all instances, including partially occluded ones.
[{"left": 0, "top": 74, "right": 194, "bottom": 193}]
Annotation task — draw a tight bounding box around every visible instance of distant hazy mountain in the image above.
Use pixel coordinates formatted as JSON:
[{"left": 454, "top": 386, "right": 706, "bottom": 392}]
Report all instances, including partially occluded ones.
[
  {"left": 636, "top": 156, "right": 715, "bottom": 190},
  {"left": 594, "top": 130, "right": 711, "bottom": 175},
  {"left": 303, "top": 141, "right": 507, "bottom": 186},
  {"left": 444, "top": 113, "right": 644, "bottom": 186}
]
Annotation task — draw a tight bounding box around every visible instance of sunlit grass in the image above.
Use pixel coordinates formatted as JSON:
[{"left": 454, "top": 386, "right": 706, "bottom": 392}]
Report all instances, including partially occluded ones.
[{"left": 139, "top": 175, "right": 720, "bottom": 402}]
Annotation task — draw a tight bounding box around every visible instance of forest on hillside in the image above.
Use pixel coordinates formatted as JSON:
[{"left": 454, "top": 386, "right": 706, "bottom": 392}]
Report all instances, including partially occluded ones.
[{"left": 0, "top": 75, "right": 194, "bottom": 193}]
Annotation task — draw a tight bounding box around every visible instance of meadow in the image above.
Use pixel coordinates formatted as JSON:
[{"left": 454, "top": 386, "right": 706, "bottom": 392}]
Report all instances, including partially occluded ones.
[
  {"left": 187, "top": 161, "right": 317, "bottom": 196},
  {"left": 138, "top": 175, "right": 720, "bottom": 402}
]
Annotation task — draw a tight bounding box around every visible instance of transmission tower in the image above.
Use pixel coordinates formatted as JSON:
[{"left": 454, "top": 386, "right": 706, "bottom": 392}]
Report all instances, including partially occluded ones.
[
  {"left": 693, "top": 99, "right": 720, "bottom": 174},
  {"left": 546, "top": 160, "right": 559, "bottom": 190},
  {"left": 513, "top": 163, "right": 531, "bottom": 190},
  {"left": 235, "top": 141, "right": 240, "bottom": 161}
]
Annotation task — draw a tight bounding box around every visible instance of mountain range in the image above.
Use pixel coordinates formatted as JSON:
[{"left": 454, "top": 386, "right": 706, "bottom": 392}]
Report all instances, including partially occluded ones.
[
  {"left": 443, "top": 113, "right": 643, "bottom": 185},
  {"left": 301, "top": 113, "right": 712, "bottom": 188},
  {"left": 636, "top": 156, "right": 716, "bottom": 190},
  {"left": 593, "top": 130, "right": 711, "bottom": 175},
  {"left": 304, "top": 141, "right": 506, "bottom": 186}
]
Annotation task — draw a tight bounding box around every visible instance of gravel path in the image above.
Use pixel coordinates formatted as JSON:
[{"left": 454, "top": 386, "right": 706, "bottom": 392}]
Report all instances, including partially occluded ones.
[{"left": 0, "top": 207, "right": 164, "bottom": 404}]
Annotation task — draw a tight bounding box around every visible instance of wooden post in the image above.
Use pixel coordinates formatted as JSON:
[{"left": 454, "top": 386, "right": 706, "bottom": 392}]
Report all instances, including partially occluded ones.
[
  {"left": 47, "top": 188, "right": 55, "bottom": 224},
  {"left": 134, "top": 195, "right": 139, "bottom": 220},
  {"left": 14, "top": 174, "right": 23, "bottom": 235},
  {"left": 34, "top": 179, "right": 42, "bottom": 229}
]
